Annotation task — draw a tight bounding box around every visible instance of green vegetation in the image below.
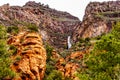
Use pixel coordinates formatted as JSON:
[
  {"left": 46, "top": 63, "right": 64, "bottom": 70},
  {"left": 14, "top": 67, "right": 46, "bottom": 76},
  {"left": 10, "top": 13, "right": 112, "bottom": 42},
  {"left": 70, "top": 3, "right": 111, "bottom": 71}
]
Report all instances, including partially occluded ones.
[
  {"left": 44, "top": 70, "right": 63, "bottom": 80},
  {"left": 15, "top": 56, "right": 21, "bottom": 61},
  {"left": 7, "top": 26, "right": 19, "bottom": 34},
  {"left": 9, "top": 45, "right": 17, "bottom": 55},
  {"left": 98, "top": 11, "right": 120, "bottom": 15},
  {"left": 11, "top": 20, "right": 39, "bottom": 32},
  {"left": 77, "top": 22, "right": 120, "bottom": 80},
  {"left": 95, "top": 11, "right": 120, "bottom": 21},
  {"left": 59, "top": 50, "right": 71, "bottom": 58},
  {"left": 45, "top": 44, "right": 54, "bottom": 62},
  {"left": 51, "top": 16, "right": 79, "bottom": 22},
  {"left": 26, "top": 23, "right": 39, "bottom": 32},
  {"left": 44, "top": 44, "right": 74, "bottom": 80},
  {"left": 72, "top": 38, "right": 91, "bottom": 51},
  {"left": 1, "top": 11, "right": 120, "bottom": 80},
  {"left": 0, "top": 25, "right": 15, "bottom": 79},
  {"left": 44, "top": 44, "right": 64, "bottom": 80},
  {"left": 18, "top": 21, "right": 39, "bottom": 32}
]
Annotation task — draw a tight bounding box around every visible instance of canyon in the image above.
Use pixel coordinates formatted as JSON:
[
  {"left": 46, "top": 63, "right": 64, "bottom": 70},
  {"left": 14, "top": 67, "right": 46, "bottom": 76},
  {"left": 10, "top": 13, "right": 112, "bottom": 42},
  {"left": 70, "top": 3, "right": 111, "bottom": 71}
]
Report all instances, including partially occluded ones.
[{"left": 0, "top": 1, "right": 120, "bottom": 80}]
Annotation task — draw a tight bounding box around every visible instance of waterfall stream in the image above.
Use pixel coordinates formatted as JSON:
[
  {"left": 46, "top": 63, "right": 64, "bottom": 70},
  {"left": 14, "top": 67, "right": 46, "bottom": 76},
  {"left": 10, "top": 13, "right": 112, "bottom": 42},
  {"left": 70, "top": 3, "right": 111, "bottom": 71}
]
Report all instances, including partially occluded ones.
[{"left": 67, "top": 36, "right": 72, "bottom": 49}]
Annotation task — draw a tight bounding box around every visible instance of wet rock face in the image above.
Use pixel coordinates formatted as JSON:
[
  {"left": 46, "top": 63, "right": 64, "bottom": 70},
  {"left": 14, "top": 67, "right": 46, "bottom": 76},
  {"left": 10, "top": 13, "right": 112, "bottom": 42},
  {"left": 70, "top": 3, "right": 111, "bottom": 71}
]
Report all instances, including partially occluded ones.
[{"left": 8, "top": 32, "right": 46, "bottom": 80}]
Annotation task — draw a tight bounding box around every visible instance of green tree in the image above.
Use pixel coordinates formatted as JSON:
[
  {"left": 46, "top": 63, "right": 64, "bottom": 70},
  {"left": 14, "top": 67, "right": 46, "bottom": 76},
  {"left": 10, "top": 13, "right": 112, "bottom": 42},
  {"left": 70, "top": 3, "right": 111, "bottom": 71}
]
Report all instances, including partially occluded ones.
[
  {"left": 44, "top": 44, "right": 63, "bottom": 80},
  {"left": 78, "top": 22, "right": 120, "bottom": 80},
  {"left": 0, "top": 25, "right": 15, "bottom": 79}
]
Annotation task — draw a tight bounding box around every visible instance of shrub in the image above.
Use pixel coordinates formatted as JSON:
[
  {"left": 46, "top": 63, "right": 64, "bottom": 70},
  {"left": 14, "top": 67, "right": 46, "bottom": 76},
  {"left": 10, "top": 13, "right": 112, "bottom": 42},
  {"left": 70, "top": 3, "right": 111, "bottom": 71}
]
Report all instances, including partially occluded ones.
[
  {"left": 44, "top": 70, "right": 63, "bottom": 80},
  {"left": 26, "top": 23, "right": 39, "bottom": 32},
  {"left": 45, "top": 44, "right": 54, "bottom": 62},
  {"left": 0, "top": 26, "right": 7, "bottom": 39},
  {"left": 7, "top": 26, "right": 19, "bottom": 34},
  {"left": 9, "top": 45, "right": 17, "bottom": 55},
  {"left": 15, "top": 56, "right": 21, "bottom": 61},
  {"left": 44, "top": 44, "right": 65, "bottom": 80},
  {"left": 0, "top": 25, "right": 16, "bottom": 79},
  {"left": 77, "top": 22, "right": 120, "bottom": 80}
]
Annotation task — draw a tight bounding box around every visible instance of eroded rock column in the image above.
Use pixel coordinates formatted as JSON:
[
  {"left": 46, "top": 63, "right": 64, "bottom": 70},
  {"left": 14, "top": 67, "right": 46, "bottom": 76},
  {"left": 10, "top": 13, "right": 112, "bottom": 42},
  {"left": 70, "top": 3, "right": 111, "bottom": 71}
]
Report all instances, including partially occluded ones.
[{"left": 8, "top": 32, "right": 46, "bottom": 80}]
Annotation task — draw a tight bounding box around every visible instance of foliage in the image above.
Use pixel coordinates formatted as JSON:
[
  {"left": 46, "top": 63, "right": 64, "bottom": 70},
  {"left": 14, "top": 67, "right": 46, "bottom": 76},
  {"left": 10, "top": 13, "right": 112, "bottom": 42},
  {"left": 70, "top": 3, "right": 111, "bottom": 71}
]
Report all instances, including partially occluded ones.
[
  {"left": 26, "top": 23, "right": 39, "bottom": 32},
  {"left": 0, "top": 25, "right": 15, "bottom": 79},
  {"left": 95, "top": 11, "right": 120, "bottom": 21},
  {"left": 59, "top": 50, "right": 71, "bottom": 58},
  {"left": 10, "top": 20, "right": 39, "bottom": 32},
  {"left": 44, "top": 44, "right": 64, "bottom": 80},
  {"left": 72, "top": 38, "right": 91, "bottom": 51},
  {"left": 15, "top": 55, "right": 21, "bottom": 61},
  {"left": 7, "top": 26, "right": 19, "bottom": 34},
  {"left": 77, "top": 22, "right": 120, "bottom": 80},
  {"left": 45, "top": 44, "right": 54, "bottom": 62},
  {"left": 9, "top": 45, "right": 17, "bottom": 55},
  {"left": 44, "top": 70, "right": 63, "bottom": 80},
  {"left": 0, "top": 26, "right": 7, "bottom": 39}
]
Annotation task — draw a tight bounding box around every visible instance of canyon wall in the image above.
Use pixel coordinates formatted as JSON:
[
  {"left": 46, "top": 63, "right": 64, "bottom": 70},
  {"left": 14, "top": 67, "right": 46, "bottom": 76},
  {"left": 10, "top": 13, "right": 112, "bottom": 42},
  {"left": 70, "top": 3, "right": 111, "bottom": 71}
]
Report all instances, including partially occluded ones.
[{"left": 73, "top": 1, "right": 120, "bottom": 41}]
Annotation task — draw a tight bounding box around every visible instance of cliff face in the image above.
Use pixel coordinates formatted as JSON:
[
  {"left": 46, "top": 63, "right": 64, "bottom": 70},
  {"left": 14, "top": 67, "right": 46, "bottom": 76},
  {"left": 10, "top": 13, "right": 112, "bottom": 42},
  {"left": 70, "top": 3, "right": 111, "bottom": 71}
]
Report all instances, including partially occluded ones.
[
  {"left": 0, "top": 1, "right": 80, "bottom": 49},
  {"left": 1, "top": 1, "right": 120, "bottom": 46},
  {"left": 73, "top": 1, "right": 120, "bottom": 41},
  {"left": 8, "top": 32, "right": 46, "bottom": 80}
]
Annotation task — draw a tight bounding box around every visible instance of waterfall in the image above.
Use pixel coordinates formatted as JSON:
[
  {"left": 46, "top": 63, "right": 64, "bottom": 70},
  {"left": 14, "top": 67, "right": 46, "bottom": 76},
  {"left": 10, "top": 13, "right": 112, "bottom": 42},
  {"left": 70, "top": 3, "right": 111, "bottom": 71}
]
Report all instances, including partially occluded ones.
[{"left": 67, "top": 36, "right": 72, "bottom": 49}]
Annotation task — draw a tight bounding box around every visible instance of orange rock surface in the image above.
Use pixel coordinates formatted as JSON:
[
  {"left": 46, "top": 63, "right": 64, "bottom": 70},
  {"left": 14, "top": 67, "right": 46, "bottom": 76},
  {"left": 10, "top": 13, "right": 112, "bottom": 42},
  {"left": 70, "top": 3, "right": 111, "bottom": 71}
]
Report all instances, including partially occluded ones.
[
  {"left": 8, "top": 32, "right": 46, "bottom": 80},
  {"left": 55, "top": 50, "right": 89, "bottom": 80}
]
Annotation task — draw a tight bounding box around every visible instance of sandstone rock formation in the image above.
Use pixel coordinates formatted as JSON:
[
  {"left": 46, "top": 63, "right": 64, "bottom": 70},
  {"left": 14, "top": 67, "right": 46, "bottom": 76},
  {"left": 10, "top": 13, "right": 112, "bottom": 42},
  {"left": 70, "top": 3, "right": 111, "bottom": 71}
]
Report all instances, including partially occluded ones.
[
  {"left": 54, "top": 49, "right": 89, "bottom": 80},
  {"left": 8, "top": 32, "right": 46, "bottom": 80}
]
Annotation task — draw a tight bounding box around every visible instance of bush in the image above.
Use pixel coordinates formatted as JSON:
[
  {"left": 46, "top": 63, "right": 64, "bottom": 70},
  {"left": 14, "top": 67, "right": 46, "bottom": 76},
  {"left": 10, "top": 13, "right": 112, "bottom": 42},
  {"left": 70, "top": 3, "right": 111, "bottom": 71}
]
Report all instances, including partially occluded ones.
[
  {"left": 44, "top": 44, "right": 65, "bottom": 80},
  {"left": 7, "top": 26, "right": 19, "bottom": 34},
  {"left": 44, "top": 70, "right": 63, "bottom": 80},
  {"left": 72, "top": 38, "right": 91, "bottom": 51},
  {"left": 26, "top": 23, "right": 39, "bottom": 32},
  {"left": 0, "top": 25, "right": 16, "bottom": 79},
  {"left": 0, "top": 26, "right": 7, "bottom": 39},
  {"left": 45, "top": 44, "right": 54, "bottom": 62},
  {"left": 78, "top": 22, "right": 120, "bottom": 80},
  {"left": 9, "top": 45, "right": 17, "bottom": 55}
]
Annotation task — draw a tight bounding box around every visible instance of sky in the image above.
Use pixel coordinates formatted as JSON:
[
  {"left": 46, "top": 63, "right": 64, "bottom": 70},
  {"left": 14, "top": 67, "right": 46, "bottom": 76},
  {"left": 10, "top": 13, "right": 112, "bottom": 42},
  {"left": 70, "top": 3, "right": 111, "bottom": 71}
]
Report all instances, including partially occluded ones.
[{"left": 0, "top": 0, "right": 116, "bottom": 20}]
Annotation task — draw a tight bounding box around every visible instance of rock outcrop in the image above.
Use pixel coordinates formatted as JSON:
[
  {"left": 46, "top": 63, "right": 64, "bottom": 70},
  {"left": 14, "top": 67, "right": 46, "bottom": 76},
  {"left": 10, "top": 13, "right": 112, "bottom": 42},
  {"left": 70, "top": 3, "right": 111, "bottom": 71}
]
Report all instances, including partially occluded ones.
[
  {"left": 8, "top": 32, "right": 46, "bottom": 80},
  {"left": 53, "top": 49, "right": 90, "bottom": 80},
  {"left": 73, "top": 1, "right": 120, "bottom": 41}
]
